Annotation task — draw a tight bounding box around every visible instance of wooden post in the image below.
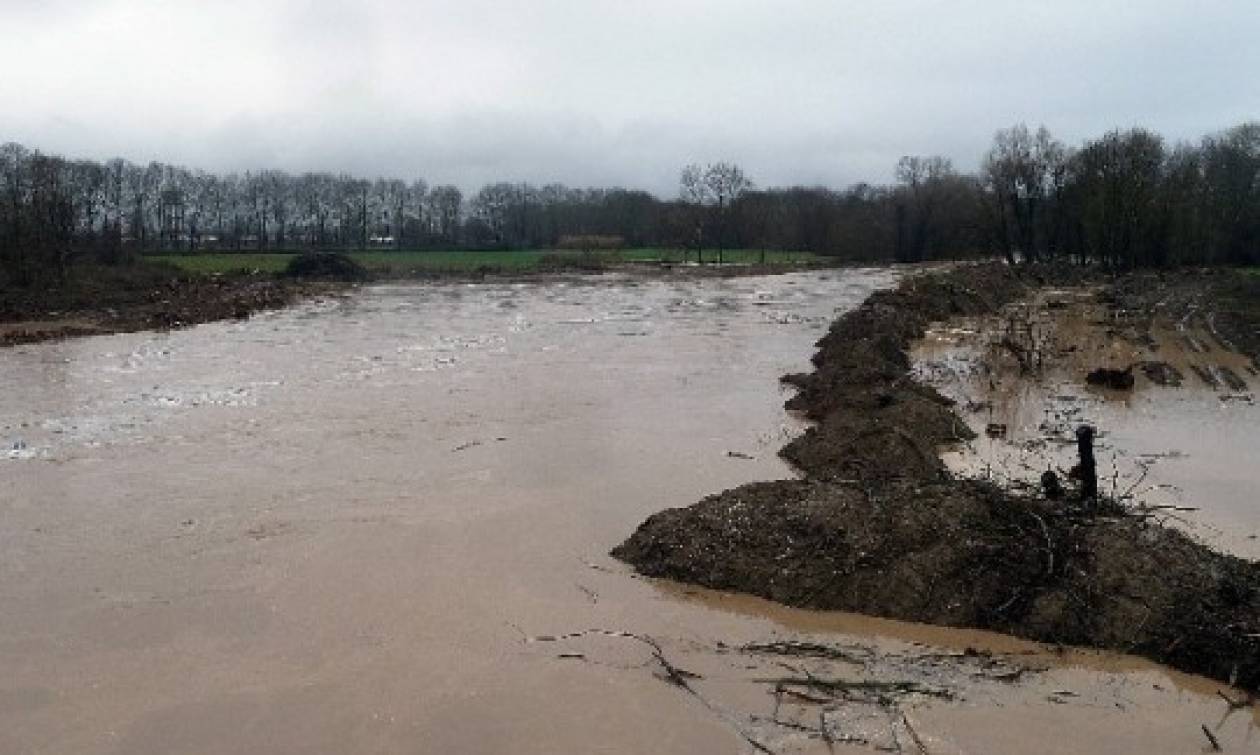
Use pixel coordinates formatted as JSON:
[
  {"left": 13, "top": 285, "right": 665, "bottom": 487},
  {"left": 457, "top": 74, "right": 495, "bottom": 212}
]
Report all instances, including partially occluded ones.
[{"left": 1076, "top": 425, "right": 1098, "bottom": 502}]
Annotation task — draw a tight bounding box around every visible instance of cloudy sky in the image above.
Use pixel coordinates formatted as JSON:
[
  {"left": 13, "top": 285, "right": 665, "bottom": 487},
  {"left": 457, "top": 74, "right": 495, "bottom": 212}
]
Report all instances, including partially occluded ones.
[{"left": 1, "top": 0, "right": 1256, "bottom": 194}]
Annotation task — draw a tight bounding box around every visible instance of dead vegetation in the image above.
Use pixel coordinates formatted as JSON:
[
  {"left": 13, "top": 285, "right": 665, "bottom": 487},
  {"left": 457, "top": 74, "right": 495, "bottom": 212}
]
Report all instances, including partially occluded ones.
[{"left": 525, "top": 627, "right": 1039, "bottom": 753}]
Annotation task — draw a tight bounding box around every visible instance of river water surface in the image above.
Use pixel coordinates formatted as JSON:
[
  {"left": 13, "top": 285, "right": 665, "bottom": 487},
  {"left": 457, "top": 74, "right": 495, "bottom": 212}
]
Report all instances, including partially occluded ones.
[{"left": 2, "top": 270, "right": 1256, "bottom": 754}]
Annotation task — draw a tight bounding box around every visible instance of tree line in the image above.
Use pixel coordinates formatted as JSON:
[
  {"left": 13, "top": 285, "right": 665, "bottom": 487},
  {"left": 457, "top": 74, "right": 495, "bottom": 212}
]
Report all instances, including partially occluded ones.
[{"left": 3, "top": 120, "right": 1258, "bottom": 286}]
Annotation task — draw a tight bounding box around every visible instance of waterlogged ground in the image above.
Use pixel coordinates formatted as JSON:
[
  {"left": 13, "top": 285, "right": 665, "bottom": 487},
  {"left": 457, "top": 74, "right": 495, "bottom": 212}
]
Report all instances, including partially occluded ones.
[
  {"left": 2, "top": 270, "right": 1258, "bottom": 754},
  {"left": 913, "top": 287, "right": 1260, "bottom": 559}
]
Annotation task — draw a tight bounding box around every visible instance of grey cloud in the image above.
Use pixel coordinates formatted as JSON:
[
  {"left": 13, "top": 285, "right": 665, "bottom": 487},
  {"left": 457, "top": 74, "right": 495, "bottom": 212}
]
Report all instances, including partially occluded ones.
[{"left": 1, "top": 0, "right": 1256, "bottom": 195}]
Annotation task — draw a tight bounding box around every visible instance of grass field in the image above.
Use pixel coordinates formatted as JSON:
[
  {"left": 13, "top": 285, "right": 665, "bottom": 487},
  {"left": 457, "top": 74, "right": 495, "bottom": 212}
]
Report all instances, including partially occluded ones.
[{"left": 147, "top": 248, "right": 824, "bottom": 275}]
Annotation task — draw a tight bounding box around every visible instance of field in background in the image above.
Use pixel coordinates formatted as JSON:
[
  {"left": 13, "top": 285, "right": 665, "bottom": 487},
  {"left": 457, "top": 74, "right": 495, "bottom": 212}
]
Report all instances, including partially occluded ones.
[{"left": 147, "top": 248, "right": 823, "bottom": 275}]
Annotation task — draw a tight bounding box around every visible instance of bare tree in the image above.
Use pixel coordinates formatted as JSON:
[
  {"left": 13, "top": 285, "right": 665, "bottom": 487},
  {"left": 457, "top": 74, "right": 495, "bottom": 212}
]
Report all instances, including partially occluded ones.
[
  {"left": 678, "top": 162, "right": 752, "bottom": 263},
  {"left": 982, "top": 124, "right": 1069, "bottom": 263},
  {"left": 894, "top": 155, "right": 954, "bottom": 262},
  {"left": 703, "top": 162, "right": 752, "bottom": 263},
  {"left": 426, "top": 185, "right": 462, "bottom": 246},
  {"left": 409, "top": 179, "right": 428, "bottom": 246}
]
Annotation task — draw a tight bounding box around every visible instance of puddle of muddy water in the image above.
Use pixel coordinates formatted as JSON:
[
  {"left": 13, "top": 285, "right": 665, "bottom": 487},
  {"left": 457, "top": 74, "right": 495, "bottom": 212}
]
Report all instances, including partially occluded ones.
[
  {"left": 912, "top": 288, "right": 1260, "bottom": 561},
  {"left": 1, "top": 270, "right": 1256, "bottom": 754}
]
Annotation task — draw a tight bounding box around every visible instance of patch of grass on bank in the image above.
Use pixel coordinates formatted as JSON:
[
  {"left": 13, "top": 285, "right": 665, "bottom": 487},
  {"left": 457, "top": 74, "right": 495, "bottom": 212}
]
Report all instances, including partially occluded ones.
[{"left": 146, "top": 248, "right": 824, "bottom": 276}]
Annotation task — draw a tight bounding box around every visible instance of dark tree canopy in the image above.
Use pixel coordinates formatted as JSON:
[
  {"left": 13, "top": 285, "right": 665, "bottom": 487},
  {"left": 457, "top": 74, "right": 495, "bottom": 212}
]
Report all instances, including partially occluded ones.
[{"left": 4, "top": 120, "right": 1259, "bottom": 287}]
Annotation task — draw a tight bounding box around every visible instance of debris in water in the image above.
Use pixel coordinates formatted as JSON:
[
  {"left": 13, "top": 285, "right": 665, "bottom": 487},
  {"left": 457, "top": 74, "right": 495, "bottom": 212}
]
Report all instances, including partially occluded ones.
[
  {"left": 1191, "top": 364, "right": 1220, "bottom": 388},
  {"left": 1140, "top": 361, "right": 1184, "bottom": 387},
  {"left": 1041, "top": 470, "right": 1064, "bottom": 500},
  {"left": 1202, "top": 723, "right": 1222, "bottom": 751},
  {"left": 1217, "top": 365, "right": 1249, "bottom": 392},
  {"left": 1086, "top": 366, "right": 1135, "bottom": 390},
  {"left": 985, "top": 423, "right": 1008, "bottom": 438}
]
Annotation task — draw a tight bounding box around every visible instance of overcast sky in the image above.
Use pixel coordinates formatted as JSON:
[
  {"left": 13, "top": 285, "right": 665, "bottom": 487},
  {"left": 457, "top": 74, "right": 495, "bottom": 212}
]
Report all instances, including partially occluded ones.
[{"left": 1, "top": 0, "right": 1256, "bottom": 195}]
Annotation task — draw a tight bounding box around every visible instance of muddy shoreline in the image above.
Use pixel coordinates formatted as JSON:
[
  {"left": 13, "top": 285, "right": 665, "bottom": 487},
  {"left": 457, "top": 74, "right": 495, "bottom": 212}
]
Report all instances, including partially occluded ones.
[
  {"left": 0, "top": 265, "right": 340, "bottom": 347},
  {"left": 614, "top": 263, "right": 1260, "bottom": 690},
  {"left": 0, "top": 258, "right": 842, "bottom": 348}
]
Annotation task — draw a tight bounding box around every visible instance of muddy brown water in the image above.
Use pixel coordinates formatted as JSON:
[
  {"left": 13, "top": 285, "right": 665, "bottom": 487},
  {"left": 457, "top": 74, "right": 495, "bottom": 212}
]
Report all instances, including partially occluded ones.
[{"left": 2, "top": 271, "right": 1256, "bottom": 754}]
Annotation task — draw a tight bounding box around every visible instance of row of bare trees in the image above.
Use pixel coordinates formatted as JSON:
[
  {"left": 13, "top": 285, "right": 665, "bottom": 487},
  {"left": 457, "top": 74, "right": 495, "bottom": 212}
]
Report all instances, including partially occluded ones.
[{"left": 4, "top": 120, "right": 1259, "bottom": 286}]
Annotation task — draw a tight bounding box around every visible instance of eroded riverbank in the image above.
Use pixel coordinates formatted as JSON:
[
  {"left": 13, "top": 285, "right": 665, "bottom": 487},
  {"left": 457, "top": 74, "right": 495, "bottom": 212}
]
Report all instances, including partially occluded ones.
[{"left": 0, "top": 264, "right": 338, "bottom": 347}]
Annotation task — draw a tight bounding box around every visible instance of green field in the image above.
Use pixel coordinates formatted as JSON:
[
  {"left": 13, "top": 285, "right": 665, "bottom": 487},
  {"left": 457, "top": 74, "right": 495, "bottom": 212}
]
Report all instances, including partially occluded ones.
[{"left": 147, "top": 248, "right": 823, "bottom": 276}]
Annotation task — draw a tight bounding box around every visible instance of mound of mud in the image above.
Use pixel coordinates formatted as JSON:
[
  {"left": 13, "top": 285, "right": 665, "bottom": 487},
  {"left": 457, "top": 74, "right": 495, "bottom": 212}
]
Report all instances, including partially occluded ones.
[
  {"left": 777, "top": 263, "right": 1039, "bottom": 481},
  {"left": 1, "top": 263, "right": 316, "bottom": 346},
  {"left": 614, "top": 262, "right": 1260, "bottom": 689},
  {"left": 613, "top": 478, "right": 1260, "bottom": 687},
  {"left": 283, "top": 252, "right": 368, "bottom": 281},
  {"left": 1109, "top": 269, "right": 1260, "bottom": 370},
  {"left": 1086, "top": 366, "right": 1136, "bottom": 390}
]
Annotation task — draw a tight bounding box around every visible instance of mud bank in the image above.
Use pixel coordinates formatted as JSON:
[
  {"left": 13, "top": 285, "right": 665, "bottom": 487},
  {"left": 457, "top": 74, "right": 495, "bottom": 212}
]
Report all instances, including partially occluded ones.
[
  {"left": 0, "top": 258, "right": 841, "bottom": 348},
  {"left": 1106, "top": 268, "right": 1260, "bottom": 369},
  {"left": 614, "top": 263, "right": 1260, "bottom": 689},
  {"left": 0, "top": 264, "right": 339, "bottom": 347}
]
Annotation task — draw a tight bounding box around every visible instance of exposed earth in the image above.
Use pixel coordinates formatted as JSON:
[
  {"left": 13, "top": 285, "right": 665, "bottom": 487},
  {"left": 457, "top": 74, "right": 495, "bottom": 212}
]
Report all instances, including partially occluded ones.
[{"left": 0, "top": 262, "right": 331, "bottom": 347}]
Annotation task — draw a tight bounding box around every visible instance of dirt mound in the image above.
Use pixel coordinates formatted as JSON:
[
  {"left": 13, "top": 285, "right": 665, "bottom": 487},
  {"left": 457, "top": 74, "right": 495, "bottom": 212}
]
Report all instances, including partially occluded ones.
[
  {"left": 776, "top": 263, "right": 1038, "bottom": 481},
  {"left": 613, "top": 478, "right": 1260, "bottom": 688},
  {"left": 614, "top": 261, "right": 1260, "bottom": 690},
  {"left": 1, "top": 263, "right": 319, "bottom": 346},
  {"left": 1086, "top": 365, "right": 1136, "bottom": 390},
  {"left": 1109, "top": 268, "right": 1260, "bottom": 370},
  {"left": 283, "top": 252, "right": 368, "bottom": 281}
]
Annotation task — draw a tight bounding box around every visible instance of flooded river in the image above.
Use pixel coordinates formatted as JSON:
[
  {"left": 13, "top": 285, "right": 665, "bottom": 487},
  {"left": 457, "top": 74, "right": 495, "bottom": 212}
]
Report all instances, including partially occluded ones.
[{"left": 2, "top": 270, "right": 1256, "bottom": 754}]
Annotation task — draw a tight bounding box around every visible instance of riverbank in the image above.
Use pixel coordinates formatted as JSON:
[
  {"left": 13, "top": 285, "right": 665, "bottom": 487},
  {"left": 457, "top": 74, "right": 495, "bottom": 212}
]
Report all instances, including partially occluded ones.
[
  {"left": 0, "top": 263, "right": 340, "bottom": 347},
  {"left": 0, "top": 252, "right": 841, "bottom": 347},
  {"left": 614, "top": 263, "right": 1260, "bottom": 690},
  {"left": 145, "top": 248, "right": 826, "bottom": 276}
]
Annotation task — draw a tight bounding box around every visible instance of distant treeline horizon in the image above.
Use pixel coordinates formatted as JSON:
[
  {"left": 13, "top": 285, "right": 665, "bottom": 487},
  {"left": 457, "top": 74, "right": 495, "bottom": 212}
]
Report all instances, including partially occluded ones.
[{"left": 2, "top": 120, "right": 1258, "bottom": 286}]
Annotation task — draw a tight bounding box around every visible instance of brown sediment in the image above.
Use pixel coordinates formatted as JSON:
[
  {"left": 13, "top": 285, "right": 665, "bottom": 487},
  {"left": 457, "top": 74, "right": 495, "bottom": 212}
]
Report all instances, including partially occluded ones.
[
  {"left": 0, "top": 264, "right": 339, "bottom": 347},
  {"left": 1108, "top": 268, "right": 1260, "bottom": 369},
  {"left": 614, "top": 262, "right": 1260, "bottom": 690}
]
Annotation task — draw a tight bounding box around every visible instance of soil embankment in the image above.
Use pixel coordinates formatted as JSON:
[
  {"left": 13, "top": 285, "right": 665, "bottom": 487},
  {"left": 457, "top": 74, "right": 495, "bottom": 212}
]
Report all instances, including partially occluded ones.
[
  {"left": 1107, "top": 269, "right": 1260, "bottom": 369},
  {"left": 614, "top": 263, "right": 1260, "bottom": 689},
  {"left": 0, "top": 263, "right": 338, "bottom": 347}
]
